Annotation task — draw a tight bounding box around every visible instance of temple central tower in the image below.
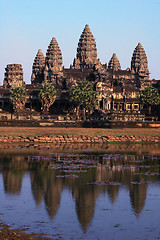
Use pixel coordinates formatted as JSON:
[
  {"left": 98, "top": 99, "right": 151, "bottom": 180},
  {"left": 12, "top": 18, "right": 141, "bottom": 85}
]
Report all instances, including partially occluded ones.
[
  {"left": 73, "top": 24, "right": 99, "bottom": 69},
  {"left": 131, "top": 42, "right": 149, "bottom": 81},
  {"left": 44, "top": 37, "right": 63, "bottom": 86}
]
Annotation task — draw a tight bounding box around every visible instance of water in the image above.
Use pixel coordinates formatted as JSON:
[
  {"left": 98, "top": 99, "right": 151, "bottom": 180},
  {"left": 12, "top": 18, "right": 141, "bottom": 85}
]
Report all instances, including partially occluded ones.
[{"left": 0, "top": 143, "right": 160, "bottom": 240}]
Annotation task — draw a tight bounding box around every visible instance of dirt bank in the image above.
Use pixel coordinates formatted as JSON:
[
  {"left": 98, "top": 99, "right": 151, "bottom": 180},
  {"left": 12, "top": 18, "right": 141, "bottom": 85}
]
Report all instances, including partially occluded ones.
[{"left": 0, "top": 222, "right": 56, "bottom": 240}]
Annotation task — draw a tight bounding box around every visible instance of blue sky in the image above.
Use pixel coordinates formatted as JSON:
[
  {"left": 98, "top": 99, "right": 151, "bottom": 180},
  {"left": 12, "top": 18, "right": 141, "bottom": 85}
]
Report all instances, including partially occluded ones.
[{"left": 0, "top": 0, "right": 160, "bottom": 84}]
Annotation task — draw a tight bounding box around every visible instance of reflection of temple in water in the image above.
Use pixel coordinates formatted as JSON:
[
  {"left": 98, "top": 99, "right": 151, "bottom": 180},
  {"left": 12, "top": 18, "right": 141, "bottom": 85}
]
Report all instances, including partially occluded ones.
[
  {"left": 74, "top": 186, "right": 97, "bottom": 232},
  {"left": 0, "top": 150, "right": 159, "bottom": 231},
  {"left": 30, "top": 170, "right": 47, "bottom": 206},
  {"left": 44, "top": 175, "right": 62, "bottom": 219},
  {"left": 107, "top": 185, "right": 119, "bottom": 204},
  {"left": 2, "top": 171, "right": 23, "bottom": 194},
  {"left": 0, "top": 156, "right": 27, "bottom": 194},
  {"left": 130, "top": 183, "right": 147, "bottom": 216},
  {"left": 70, "top": 168, "right": 100, "bottom": 232},
  {"left": 30, "top": 168, "right": 62, "bottom": 219}
]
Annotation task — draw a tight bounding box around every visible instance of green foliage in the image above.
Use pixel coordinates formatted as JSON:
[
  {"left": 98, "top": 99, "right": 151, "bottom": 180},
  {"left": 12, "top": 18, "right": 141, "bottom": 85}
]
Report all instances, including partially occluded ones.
[
  {"left": 69, "top": 81, "right": 98, "bottom": 113},
  {"left": 10, "top": 86, "right": 27, "bottom": 111},
  {"left": 38, "top": 83, "right": 56, "bottom": 112},
  {"left": 141, "top": 86, "right": 160, "bottom": 106}
]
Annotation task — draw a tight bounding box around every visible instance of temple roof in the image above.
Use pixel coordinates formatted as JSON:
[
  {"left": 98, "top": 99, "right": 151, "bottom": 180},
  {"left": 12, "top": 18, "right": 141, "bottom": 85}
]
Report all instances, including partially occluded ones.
[
  {"left": 108, "top": 53, "right": 121, "bottom": 71},
  {"left": 73, "top": 24, "right": 97, "bottom": 69},
  {"left": 45, "top": 37, "right": 63, "bottom": 70},
  {"left": 31, "top": 49, "right": 45, "bottom": 84},
  {"left": 131, "top": 42, "right": 149, "bottom": 80}
]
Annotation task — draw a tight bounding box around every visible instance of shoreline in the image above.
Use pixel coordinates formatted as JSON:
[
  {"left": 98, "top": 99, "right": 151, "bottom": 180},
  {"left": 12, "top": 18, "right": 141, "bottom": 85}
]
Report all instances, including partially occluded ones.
[
  {"left": 0, "top": 222, "right": 55, "bottom": 240},
  {"left": 0, "top": 134, "right": 159, "bottom": 144}
]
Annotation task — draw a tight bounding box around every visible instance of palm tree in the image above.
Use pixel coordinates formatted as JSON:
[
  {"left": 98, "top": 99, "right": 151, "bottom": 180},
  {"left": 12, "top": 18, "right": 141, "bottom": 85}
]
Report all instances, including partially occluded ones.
[
  {"left": 38, "top": 83, "right": 56, "bottom": 112},
  {"left": 141, "top": 86, "right": 160, "bottom": 114},
  {"left": 69, "top": 80, "right": 98, "bottom": 119},
  {"left": 10, "top": 86, "right": 27, "bottom": 118}
]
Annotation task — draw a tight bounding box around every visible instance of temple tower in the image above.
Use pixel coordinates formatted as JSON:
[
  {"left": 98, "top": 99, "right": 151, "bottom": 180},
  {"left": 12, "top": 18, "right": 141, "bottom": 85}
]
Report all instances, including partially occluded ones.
[
  {"left": 31, "top": 49, "right": 45, "bottom": 84},
  {"left": 73, "top": 24, "right": 99, "bottom": 69},
  {"left": 3, "top": 64, "right": 24, "bottom": 88},
  {"left": 131, "top": 42, "right": 149, "bottom": 81},
  {"left": 108, "top": 53, "right": 121, "bottom": 71},
  {"left": 44, "top": 37, "right": 63, "bottom": 86}
]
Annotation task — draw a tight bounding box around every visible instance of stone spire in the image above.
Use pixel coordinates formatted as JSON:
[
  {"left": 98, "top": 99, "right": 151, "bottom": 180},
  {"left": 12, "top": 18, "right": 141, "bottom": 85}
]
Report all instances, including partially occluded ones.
[
  {"left": 108, "top": 53, "right": 121, "bottom": 71},
  {"left": 4, "top": 64, "right": 24, "bottom": 88},
  {"left": 31, "top": 49, "right": 45, "bottom": 84},
  {"left": 73, "top": 24, "right": 99, "bottom": 69},
  {"left": 131, "top": 42, "right": 149, "bottom": 81},
  {"left": 44, "top": 37, "right": 63, "bottom": 85}
]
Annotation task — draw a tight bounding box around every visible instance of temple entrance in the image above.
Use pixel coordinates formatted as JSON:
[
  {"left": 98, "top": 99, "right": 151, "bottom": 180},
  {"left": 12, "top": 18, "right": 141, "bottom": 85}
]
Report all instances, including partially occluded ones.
[{"left": 99, "top": 99, "right": 104, "bottom": 110}]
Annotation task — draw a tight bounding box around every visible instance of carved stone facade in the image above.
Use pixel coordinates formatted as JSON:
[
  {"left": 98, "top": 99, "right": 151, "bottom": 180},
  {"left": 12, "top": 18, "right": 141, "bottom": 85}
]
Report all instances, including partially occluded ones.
[
  {"left": 131, "top": 42, "right": 149, "bottom": 84},
  {"left": 108, "top": 53, "right": 121, "bottom": 71},
  {"left": 31, "top": 49, "right": 45, "bottom": 84},
  {"left": 44, "top": 37, "right": 63, "bottom": 87},
  {"left": 94, "top": 67, "right": 141, "bottom": 115},
  {"left": 4, "top": 64, "right": 24, "bottom": 88},
  {"left": 72, "top": 24, "right": 100, "bottom": 69}
]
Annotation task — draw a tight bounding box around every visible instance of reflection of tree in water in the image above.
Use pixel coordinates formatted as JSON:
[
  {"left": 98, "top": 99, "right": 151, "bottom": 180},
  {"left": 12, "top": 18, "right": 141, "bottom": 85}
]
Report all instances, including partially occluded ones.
[{"left": 130, "top": 183, "right": 147, "bottom": 217}]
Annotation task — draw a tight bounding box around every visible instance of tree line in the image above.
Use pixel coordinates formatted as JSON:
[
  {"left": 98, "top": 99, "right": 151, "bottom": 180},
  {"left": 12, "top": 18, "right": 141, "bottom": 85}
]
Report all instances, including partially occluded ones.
[
  {"left": 9, "top": 81, "right": 160, "bottom": 118},
  {"left": 10, "top": 81, "right": 98, "bottom": 118}
]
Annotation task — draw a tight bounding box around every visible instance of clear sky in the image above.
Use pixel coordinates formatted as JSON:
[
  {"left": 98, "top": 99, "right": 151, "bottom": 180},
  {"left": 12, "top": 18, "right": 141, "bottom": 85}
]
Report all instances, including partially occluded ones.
[{"left": 0, "top": 0, "right": 160, "bottom": 84}]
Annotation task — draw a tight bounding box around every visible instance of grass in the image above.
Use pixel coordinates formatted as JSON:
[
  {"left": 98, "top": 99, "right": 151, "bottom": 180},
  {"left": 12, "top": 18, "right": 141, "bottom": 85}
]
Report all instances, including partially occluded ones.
[{"left": 0, "top": 127, "right": 159, "bottom": 137}]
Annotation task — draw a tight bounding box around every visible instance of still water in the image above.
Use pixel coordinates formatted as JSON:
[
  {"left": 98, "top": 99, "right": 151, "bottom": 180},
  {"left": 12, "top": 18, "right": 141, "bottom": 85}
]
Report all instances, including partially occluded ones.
[{"left": 0, "top": 143, "right": 160, "bottom": 240}]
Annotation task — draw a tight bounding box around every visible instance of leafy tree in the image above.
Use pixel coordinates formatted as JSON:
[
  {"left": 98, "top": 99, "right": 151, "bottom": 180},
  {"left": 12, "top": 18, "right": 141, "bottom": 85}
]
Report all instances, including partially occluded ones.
[
  {"left": 69, "top": 80, "right": 98, "bottom": 118},
  {"left": 38, "top": 83, "right": 56, "bottom": 112},
  {"left": 141, "top": 86, "right": 160, "bottom": 114},
  {"left": 10, "top": 86, "right": 27, "bottom": 118}
]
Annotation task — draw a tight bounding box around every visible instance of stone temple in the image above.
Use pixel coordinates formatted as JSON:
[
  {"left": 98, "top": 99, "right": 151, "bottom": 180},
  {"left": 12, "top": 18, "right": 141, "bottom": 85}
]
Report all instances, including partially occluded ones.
[
  {"left": 4, "top": 64, "right": 24, "bottom": 88},
  {"left": 44, "top": 37, "right": 63, "bottom": 86},
  {"left": 31, "top": 49, "right": 45, "bottom": 85},
  {"left": 108, "top": 53, "right": 121, "bottom": 71},
  {"left": 72, "top": 24, "right": 100, "bottom": 69},
  {"left": 0, "top": 24, "right": 160, "bottom": 122},
  {"left": 131, "top": 42, "right": 149, "bottom": 86}
]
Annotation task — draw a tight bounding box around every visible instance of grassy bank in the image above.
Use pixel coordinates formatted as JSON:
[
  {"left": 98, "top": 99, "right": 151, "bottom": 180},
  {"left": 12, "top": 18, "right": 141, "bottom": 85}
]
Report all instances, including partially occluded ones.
[{"left": 0, "top": 127, "right": 159, "bottom": 137}]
